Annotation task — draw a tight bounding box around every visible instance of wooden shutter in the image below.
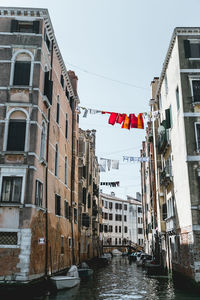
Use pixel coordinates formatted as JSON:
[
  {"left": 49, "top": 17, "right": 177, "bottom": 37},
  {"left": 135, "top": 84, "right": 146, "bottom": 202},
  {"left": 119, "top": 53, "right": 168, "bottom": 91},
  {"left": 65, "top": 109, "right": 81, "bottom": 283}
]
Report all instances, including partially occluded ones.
[
  {"left": 7, "top": 120, "right": 26, "bottom": 151},
  {"left": 11, "top": 20, "right": 18, "bottom": 32},
  {"left": 165, "top": 108, "right": 171, "bottom": 129},
  {"left": 13, "top": 62, "right": 31, "bottom": 85},
  {"left": 33, "top": 21, "right": 40, "bottom": 34},
  {"left": 184, "top": 40, "right": 191, "bottom": 58}
]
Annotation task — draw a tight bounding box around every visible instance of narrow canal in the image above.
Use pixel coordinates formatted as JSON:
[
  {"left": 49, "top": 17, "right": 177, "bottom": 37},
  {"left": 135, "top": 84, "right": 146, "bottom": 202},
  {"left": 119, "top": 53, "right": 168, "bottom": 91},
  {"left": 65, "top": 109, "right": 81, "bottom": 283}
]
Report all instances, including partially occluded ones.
[{"left": 2, "top": 256, "right": 200, "bottom": 300}]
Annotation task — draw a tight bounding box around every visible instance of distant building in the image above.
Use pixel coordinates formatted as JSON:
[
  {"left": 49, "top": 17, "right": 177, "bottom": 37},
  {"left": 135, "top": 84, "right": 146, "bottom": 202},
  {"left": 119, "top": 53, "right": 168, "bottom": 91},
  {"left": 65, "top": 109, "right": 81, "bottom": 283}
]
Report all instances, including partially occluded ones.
[{"left": 100, "top": 192, "right": 143, "bottom": 247}]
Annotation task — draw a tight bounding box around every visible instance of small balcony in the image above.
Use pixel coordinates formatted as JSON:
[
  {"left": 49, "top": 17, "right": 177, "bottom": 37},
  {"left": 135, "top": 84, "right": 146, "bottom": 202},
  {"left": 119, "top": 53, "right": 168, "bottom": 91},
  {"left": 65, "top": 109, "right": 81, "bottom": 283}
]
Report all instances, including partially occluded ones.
[
  {"left": 159, "top": 166, "right": 173, "bottom": 187},
  {"left": 157, "top": 129, "right": 170, "bottom": 154}
]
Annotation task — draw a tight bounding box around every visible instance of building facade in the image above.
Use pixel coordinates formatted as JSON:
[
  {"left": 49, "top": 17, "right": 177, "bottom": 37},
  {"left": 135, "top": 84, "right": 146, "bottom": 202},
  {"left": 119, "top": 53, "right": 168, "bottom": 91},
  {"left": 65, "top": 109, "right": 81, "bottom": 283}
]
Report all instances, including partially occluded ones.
[
  {"left": 78, "top": 129, "right": 100, "bottom": 261},
  {"left": 100, "top": 192, "right": 143, "bottom": 248},
  {"left": 142, "top": 27, "right": 200, "bottom": 284},
  {"left": 0, "top": 7, "right": 80, "bottom": 283}
]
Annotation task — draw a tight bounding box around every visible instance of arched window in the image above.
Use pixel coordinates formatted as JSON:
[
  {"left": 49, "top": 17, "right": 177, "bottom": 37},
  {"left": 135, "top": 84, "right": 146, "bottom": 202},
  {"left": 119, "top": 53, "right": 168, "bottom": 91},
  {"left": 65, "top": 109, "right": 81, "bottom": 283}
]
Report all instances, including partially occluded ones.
[
  {"left": 65, "top": 113, "right": 68, "bottom": 139},
  {"left": 55, "top": 144, "right": 58, "bottom": 176},
  {"left": 7, "top": 110, "right": 27, "bottom": 151},
  {"left": 13, "top": 53, "right": 31, "bottom": 86},
  {"left": 40, "top": 122, "right": 47, "bottom": 160}
]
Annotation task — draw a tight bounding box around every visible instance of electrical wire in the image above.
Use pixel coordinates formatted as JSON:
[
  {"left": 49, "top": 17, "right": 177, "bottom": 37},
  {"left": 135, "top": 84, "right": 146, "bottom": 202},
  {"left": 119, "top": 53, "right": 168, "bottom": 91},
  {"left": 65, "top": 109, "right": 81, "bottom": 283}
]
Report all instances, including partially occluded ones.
[{"left": 66, "top": 62, "right": 149, "bottom": 90}]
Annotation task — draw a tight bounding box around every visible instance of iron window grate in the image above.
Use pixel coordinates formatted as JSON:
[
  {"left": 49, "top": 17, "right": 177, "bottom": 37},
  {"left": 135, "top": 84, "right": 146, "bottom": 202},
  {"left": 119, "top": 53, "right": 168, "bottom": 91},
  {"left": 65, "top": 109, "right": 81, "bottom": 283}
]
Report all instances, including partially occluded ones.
[{"left": 0, "top": 232, "right": 18, "bottom": 245}]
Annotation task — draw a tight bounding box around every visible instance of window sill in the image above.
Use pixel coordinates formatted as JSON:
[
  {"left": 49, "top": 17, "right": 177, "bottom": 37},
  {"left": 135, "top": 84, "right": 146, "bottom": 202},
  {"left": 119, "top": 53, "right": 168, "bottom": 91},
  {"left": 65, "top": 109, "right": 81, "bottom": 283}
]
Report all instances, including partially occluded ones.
[
  {"left": 192, "top": 101, "right": 200, "bottom": 106},
  {"left": 0, "top": 203, "right": 23, "bottom": 208},
  {"left": 189, "top": 58, "right": 200, "bottom": 60},
  {"left": 9, "top": 85, "right": 32, "bottom": 91},
  {"left": 39, "top": 158, "right": 47, "bottom": 166}
]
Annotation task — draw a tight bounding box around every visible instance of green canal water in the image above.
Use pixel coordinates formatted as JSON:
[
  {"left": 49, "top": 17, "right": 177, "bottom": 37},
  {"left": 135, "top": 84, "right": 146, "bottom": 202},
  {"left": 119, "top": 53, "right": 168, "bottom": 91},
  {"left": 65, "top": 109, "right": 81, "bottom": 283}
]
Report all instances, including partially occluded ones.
[{"left": 1, "top": 257, "right": 200, "bottom": 299}]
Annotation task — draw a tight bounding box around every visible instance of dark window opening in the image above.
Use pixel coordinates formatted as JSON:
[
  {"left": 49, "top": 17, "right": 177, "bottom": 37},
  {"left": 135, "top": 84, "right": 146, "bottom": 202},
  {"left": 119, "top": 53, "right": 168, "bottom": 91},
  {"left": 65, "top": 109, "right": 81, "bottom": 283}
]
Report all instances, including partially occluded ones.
[
  {"left": 13, "top": 61, "right": 31, "bottom": 86},
  {"left": 55, "top": 194, "right": 61, "bottom": 216},
  {"left": 7, "top": 120, "right": 26, "bottom": 151},
  {"left": 44, "top": 71, "right": 53, "bottom": 104},
  {"left": 65, "top": 201, "right": 69, "bottom": 219},
  {"left": 65, "top": 114, "right": 68, "bottom": 139},
  {"left": 11, "top": 20, "right": 40, "bottom": 33},
  {"left": 74, "top": 208, "right": 77, "bottom": 224},
  {"left": 60, "top": 74, "right": 64, "bottom": 89},
  {"left": 35, "top": 180, "right": 43, "bottom": 207},
  {"left": 56, "top": 102, "right": 60, "bottom": 124},
  {"left": 1, "top": 176, "right": 22, "bottom": 203},
  {"left": 192, "top": 80, "right": 200, "bottom": 103}
]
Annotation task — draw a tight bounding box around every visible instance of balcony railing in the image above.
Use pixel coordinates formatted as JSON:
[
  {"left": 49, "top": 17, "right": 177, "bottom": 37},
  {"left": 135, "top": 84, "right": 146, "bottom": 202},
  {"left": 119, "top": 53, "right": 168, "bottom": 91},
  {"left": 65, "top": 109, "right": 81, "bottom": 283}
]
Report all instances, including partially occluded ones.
[
  {"left": 157, "top": 129, "right": 170, "bottom": 154},
  {"left": 159, "top": 166, "right": 173, "bottom": 186}
]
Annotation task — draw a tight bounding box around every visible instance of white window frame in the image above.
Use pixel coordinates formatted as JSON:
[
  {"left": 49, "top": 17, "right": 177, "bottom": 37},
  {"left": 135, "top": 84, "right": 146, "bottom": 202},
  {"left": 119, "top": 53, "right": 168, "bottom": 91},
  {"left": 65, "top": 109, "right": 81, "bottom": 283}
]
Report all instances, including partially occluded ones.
[
  {"left": 0, "top": 167, "right": 26, "bottom": 205},
  {"left": 189, "top": 75, "right": 200, "bottom": 105},
  {"left": 188, "top": 39, "right": 200, "bottom": 60},
  {"left": 9, "top": 49, "right": 34, "bottom": 88},
  {"left": 0, "top": 228, "right": 21, "bottom": 249},
  {"left": 3, "top": 108, "right": 30, "bottom": 152},
  {"left": 40, "top": 120, "right": 47, "bottom": 160}
]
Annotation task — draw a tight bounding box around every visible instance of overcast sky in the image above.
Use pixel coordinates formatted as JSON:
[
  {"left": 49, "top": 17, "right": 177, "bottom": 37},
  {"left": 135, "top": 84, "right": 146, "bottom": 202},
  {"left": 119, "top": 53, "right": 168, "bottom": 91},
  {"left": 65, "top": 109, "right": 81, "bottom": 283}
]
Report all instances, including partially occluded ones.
[{"left": 2, "top": 0, "right": 200, "bottom": 199}]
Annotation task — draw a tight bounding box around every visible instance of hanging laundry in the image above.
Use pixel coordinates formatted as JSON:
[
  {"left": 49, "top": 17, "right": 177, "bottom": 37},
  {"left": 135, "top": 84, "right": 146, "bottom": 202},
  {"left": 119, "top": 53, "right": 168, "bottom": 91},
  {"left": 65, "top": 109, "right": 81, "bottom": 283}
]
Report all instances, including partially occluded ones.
[
  {"left": 83, "top": 108, "right": 88, "bottom": 118},
  {"left": 109, "top": 113, "right": 118, "bottom": 125},
  {"left": 116, "top": 114, "right": 126, "bottom": 124},
  {"left": 107, "top": 159, "right": 112, "bottom": 171},
  {"left": 122, "top": 114, "right": 130, "bottom": 129},
  {"left": 99, "top": 158, "right": 107, "bottom": 172},
  {"left": 137, "top": 113, "right": 144, "bottom": 129},
  {"left": 130, "top": 114, "right": 138, "bottom": 128},
  {"left": 112, "top": 160, "right": 119, "bottom": 169}
]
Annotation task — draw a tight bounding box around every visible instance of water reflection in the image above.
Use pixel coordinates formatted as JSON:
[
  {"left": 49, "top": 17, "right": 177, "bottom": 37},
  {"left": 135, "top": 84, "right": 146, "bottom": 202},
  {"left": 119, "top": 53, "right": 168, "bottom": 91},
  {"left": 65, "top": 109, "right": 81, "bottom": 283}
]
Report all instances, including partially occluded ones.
[{"left": 4, "top": 257, "right": 200, "bottom": 300}]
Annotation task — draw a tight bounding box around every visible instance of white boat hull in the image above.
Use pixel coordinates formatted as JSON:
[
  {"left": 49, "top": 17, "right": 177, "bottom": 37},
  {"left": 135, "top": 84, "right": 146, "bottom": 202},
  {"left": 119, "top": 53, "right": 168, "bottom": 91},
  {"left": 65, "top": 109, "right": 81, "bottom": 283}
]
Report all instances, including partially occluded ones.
[{"left": 50, "top": 276, "right": 80, "bottom": 290}]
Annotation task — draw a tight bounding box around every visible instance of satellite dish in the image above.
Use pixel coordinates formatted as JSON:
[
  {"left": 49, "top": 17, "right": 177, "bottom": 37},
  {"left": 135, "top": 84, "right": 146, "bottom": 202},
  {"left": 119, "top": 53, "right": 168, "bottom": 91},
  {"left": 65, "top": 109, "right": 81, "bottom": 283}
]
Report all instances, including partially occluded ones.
[{"left": 158, "top": 125, "right": 165, "bottom": 134}]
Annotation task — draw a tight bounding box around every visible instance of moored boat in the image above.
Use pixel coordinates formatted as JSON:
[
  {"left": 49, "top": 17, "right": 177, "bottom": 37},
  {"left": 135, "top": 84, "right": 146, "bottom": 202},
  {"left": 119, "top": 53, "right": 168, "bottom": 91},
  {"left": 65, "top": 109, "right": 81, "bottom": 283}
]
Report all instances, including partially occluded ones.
[
  {"left": 50, "top": 265, "right": 80, "bottom": 290},
  {"left": 78, "top": 262, "right": 93, "bottom": 277}
]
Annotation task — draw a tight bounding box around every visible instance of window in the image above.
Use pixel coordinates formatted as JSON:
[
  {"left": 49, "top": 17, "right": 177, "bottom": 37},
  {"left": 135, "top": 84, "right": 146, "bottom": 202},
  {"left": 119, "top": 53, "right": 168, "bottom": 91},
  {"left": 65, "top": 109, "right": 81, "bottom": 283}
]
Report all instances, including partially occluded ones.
[
  {"left": 35, "top": 180, "right": 43, "bottom": 207},
  {"left": 40, "top": 122, "right": 46, "bottom": 160},
  {"left": 138, "top": 217, "right": 140, "bottom": 224},
  {"left": 7, "top": 120, "right": 26, "bottom": 151},
  {"left": 104, "top": 213, "right": 108, "bottom": 220},
  {"left": 55, "top": 194, "right": 61, "bottom": 216},
  {"left": 60, "top": 74, "right": 64, "bottom": 89},
  {"left": 162, "top": 203, "right": 167, "bottom": 220},
  {"left": 115, "top": 238, "right": 117, "bottom": 245},
  {"left": 165, "top": 106, "right": 172, "bottom": 129},
  {"left": 109, "top": 202, "right": 113, "bottom": 209},
  {"left": 195, "top": 123, "right": 200, "bottom": 151},
  {"left": 1, "top": 177, "right": 22, "bottom": 203},
  {"left": 109, "top": 213, "right": 113, "bottom": 220},
  {"left": 88, "top": 194, "right": 91, "bottom": 209},
  {"left": 44, "top": 71, "right": 53, "bottom": 104},
  {"left": 119, "top": 238, "right": 121, "bottom": 244},
  {"left": 192, "top": 80, "right": 200, "bottom": 103},
  {"left": 159, "top": 94, "right": 162, "bottom": 110},
  {"left": 109, "top": 225, "right": 113, "bottom": 233},
  {"left": 115, "top": 203, "right": 118, "bottom": 210},
  {"left": 55, "top": 144, "right": 58, "bottom": 176},
  {"left": 138, "top": 228, "right": 143, "bottom": 234},
  {"left": 124, "top": 204, "right": 127, "bottom": 210},
  {"left": 65, "top": 156, "right": 68, "bottom": 186},
  {"left": 124, "top": 226, "right": 128, "bottom": 233},
  {"left": 138, "top": 207, "right": 142, "bottom": 213},
  {"left": 13, "top": 61, "right": 31, "bottom": 86},
  {"left": 44, "top": 28, "right": 51, "bottom": 51},
  {"left": 65, "top": 201, "right": 69, "bottom": 219},
  {"left": 119, "top": 203, "right": 122, "bottom": 210},
  {"left": 104, "top": 225, "right": 108, "bottom": 233},
  {"left": 11, "top": 20, "right": 40, "bottom": 33},
  {"left": 61, "top": 236, "right": 64, "bottom": 254},
  {"left": 115, "top": 226, "right": 118, "bottom": 233},
  {"left": 119, "top": 226, "right": 121, "bottom": 233},
  {"left": 0, "top": 231, "right": 18, "bottom": 245},
  {"left": 176, "top": 87, "right": 180, "bottom": 111},
  {"left": 82, "top": 213, "right": 89, "bottom": 227},
  {"left": 56, "top": 96, "right": 60, "bottom": 124},
  {"left": 124, "top": 215, "right": 127, "bottom": 222},
  {"left": 167, "top": 197, "right": 175, "bottom": 218},
  {"left": 104, "top": 201, "right": 108, "bottom": 209},
  {"left": 68, "top": 237, "right": 72, "bottom": 248},
  {"left": 65, "top": 87, "right": 69, "bottom": 99},
  {"left": 65, "top": 114, "right": 68, "bottom": 139},
  {"left": 74, "top": 208, "right": 77, "bottom": 224},
  {"left": 184, "top": 40, "right": 200, "bottom": 58},
  {"left": 82, "top": 188, "right": 86, "bottom": 204}
]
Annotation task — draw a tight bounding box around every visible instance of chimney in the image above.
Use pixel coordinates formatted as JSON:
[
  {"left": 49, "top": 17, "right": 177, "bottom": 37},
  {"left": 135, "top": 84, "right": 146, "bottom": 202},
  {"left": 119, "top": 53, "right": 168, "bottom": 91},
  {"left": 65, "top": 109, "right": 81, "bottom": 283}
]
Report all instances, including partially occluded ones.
[{"left": 68, "top": 70, "right": 78, "bottom": 96}]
